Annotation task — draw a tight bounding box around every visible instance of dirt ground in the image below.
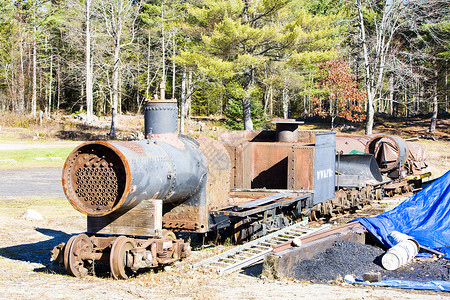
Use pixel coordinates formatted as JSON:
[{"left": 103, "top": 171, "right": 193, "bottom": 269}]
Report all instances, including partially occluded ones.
[
  {"left": 0, "top": 196, "right": 449, "bottom": 300},
  {"left": 0, "top": 115, "right": 449, "bottom": 299}
]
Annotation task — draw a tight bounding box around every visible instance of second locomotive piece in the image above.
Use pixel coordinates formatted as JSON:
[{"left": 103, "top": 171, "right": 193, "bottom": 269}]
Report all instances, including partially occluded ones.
[{"left": 52, "top": 95, "right": 337, "bottom": 279}]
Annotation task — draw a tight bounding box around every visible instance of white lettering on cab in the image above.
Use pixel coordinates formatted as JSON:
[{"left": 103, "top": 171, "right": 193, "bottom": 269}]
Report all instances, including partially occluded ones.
[{"left": 316, "top": 168, "right": 333, "bottom": 180}]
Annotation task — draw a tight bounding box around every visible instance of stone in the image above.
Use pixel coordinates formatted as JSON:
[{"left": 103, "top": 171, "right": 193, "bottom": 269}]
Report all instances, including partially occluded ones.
[
  {"left": 164, "top": 266, "right": 172, "bottom": 272},
  {"left": 21, "top": 209, "right": 44, "bottom": 221},
  {"left": 292, "top": 237, "right": 302, "bottom": 247},
  {"left": 362, "top": 271, "right": 381, "bottom": 282}
]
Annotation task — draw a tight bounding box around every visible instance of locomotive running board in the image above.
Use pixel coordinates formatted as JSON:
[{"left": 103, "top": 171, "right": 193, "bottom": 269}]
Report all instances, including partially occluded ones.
[
  {"left": 191, "top": 222, "right": 330, "bottom": 274},
  {"left": 212, "top": 192, "right": 311, "bottom": 218}
]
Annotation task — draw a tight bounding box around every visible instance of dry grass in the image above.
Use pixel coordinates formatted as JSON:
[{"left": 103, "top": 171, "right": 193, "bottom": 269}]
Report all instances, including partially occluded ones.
[
  {"left": 0, "top": 111, "right": 145, "bottom": 142},
  {"left": 417, "top": 140, "right": 450, "bottom": 178},
  {"left": 372, "top": 115, "right": 450, "bottom": 139}
]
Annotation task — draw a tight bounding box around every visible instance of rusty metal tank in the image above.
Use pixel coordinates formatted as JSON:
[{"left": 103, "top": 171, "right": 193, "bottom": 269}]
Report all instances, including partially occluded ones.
[
  {"left": 62, "top": 100, "right": 208, "bottom": 216},
  {"left": 62, "top": 137, "right": 209, "bottom": 216},
  {"left": 365, "top": 134, "right": 409, "bottom": 174},
  {"left": 336, "top": 134, "right": 410, "bottom": 178}
]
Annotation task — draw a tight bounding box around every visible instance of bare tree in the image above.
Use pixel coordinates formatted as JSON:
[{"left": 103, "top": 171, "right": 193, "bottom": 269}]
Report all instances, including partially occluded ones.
[
  {"left": 85, "top": 0, "right": 93, "bottom": 124},
  {"left": 429, "top": 65, "right": 438, "bottom": 132},
  {"left": 356, "top": 0, "right": 403, "bottom": 134},
  {"left": 180, "top": 66, "right": 186, "bottom": 134},
  {"left": 31, "top": 18, "right": 37, "bottom": 118},
  {"left": 17, "top": 19, "right": 26, "bottom": 114},
  {"left": 96, "top": 0, "right": 140, "bottom": 138}
]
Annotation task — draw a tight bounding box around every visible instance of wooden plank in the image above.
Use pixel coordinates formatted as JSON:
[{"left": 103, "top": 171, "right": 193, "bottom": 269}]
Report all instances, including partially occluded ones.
[
  {"left": 87, "top": 199, "right": 162, "bottom": 237},
  {"left": 237, "top": 192, "right": 291, "bottom": 209}
]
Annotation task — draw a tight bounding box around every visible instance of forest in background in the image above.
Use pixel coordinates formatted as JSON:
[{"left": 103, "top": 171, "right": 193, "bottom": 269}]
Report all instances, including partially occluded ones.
[{"left": 0, "top": 0, "right": 448, "bottom": 136}]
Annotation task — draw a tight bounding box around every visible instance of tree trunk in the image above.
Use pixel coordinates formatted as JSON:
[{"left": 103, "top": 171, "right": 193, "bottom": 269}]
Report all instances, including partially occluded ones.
[
  {"left": 161, "top": 3, "right": 165, "bottom": 82},
  {"left": 419, "top": 84, "right": 424, "bottom": 114},
  {"left": 180, "top": 67, "right": 187, "bottom": 134},
  {"left": 429, "top": 67, "right": 438, "bottom": 133},
  {"left": 185, "top": 70, "right": 193, "bottom": 118},
  {"left": 6, "top": 64, "right": 15, "bottom": 111},
  {"left": 118, "top": 71, "right": 122, "bottom": 114},
  {"left": 85, "top": 0, "right": 93, "bottom": 124},
  {"left": 243, "top": 69, "right": 254, "bottom": 131},
  {"left": 32, "top": 26, "right": 37, "bottom": 118},
  {"left": 357, "top": 0, "right": 375, "bottom": 134},
  {"left": 388, "top": 74, "right": 394, "bottom": 116},
  {"left": 57, "top": 57, "right": 61, "bottom": 111},
  {"left": 48, "top": 53, "right": 53, "bottom": 115},
  {"left": 270, "top": 86, "right": 273, "bottom": 117},
  {"left": 263, "top": 84, "right": 272, "bottom": 116},
  {"left": 172, "top": 33, "right": 176, "bottom": 98},
  {"left": 282, "top": 85, "right": 289, "bottom": 119},
  {"left": 146, "top": 31, "right": 151, "bottom": 100},
  {"left": 109, "top": 30, "right": 121, "bottom": 138},
  {"left": 242, "top": 97, "right": 253, "bottom": 130},
  {"left": 17, "top": 23, "right": 25, "bottom": 114},
  {"left": 445, "top": 60, "right": 448, "bottom": 112},
  {"left": 303, "top": 94, "right": 307, "bottom": 115}
]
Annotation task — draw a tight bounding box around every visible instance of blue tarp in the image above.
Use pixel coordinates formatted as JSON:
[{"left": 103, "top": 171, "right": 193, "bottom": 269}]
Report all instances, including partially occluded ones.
[
  {"left": 357, "top": 170, "right": 450, "bottom": 259},
  {"left": 345, "top": 278, "right": 450, "bottom": 292}
]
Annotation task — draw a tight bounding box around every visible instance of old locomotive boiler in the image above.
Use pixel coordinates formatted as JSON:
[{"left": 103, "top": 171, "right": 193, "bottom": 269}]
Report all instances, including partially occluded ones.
[{"left": 52, "top": 98, "right": 336, "bottom": 279}]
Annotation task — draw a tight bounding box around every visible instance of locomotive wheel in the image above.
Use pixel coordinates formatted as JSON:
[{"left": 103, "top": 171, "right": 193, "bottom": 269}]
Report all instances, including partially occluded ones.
[
  {"left": 334, "top": 190, "right": 348, "bottom": 211},
  {"left": 162, "top": 229, "right": 176, "bottom": 240},
  {"left": 63, "top": 235, "right": 77, "bottom": 273},
  {"left": 349, "top": 190, "right": 359, "bottom": 208},
  {"left": 375, "top": 188, "right": 382, "bottom": 201},
  {"left": 309, "top": 210, "right": 320, "bottom": 222},
  {"left": 110, "top": 236, "right": 136, "bottom": 280},
  {"left": 66, "top": 234, "right": 93, "bottom": 277},
  {"left": 233, "top": 220, "right": 243, "bottom": 243},
  {"left": 359, "top": 187, "right": 373, "bottom": 208},
  {"left": 321, "top": 201, "right": 334, "bottom": 217}
]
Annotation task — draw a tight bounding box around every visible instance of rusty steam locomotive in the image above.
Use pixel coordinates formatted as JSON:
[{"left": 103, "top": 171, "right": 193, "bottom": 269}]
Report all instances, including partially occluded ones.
[
  {"left": 52, "top": 97, "right": 338, "bottom": 279},
  {"left": 52, "top": 88, "right": 428, "bottom": 279}
]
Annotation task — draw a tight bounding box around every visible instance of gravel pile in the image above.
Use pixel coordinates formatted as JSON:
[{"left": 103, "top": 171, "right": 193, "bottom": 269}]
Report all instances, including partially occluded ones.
[{"left": 292, "top": 240, "right": 449, "bottom": 283}]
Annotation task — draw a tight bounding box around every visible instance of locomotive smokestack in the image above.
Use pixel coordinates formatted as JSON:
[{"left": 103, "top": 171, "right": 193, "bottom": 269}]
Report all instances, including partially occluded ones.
[
  {"left": 144, "top": 80, "right": 178, "bottom": 137},
  {"left": 272, "top": 119, "right": 304, "bottom": 142}
]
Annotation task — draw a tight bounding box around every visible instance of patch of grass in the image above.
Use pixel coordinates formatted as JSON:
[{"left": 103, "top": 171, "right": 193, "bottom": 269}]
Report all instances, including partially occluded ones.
[{"left": 0, "top": 148, "right": 73, "bottom": 170}]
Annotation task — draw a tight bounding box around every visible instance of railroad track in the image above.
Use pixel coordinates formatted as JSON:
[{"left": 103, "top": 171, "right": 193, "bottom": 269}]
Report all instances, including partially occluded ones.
[{"left": 191, "top": 222, "right": 331, "bottom": 274}]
